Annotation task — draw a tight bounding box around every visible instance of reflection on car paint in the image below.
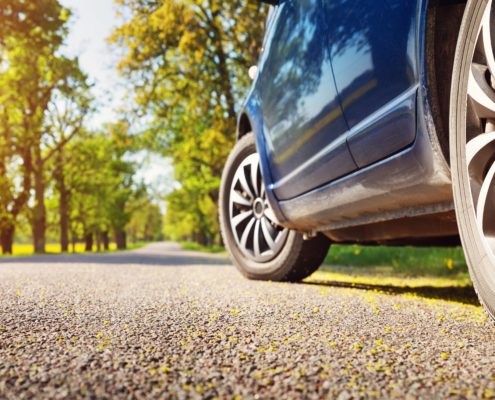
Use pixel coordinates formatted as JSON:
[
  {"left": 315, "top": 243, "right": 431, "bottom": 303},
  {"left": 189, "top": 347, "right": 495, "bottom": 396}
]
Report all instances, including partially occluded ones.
[{"left": 259, "top": 0, "right": 357, "bottom": 200}]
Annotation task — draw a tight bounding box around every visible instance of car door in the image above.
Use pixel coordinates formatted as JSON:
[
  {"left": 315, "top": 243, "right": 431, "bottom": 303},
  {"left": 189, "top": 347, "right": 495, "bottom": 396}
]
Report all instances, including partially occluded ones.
[
  {"left": 320, "top": 0, "right": 419, "bottom": 168},
  {"left": 258, "top": 0, "right": 357, "bottom": 201}
]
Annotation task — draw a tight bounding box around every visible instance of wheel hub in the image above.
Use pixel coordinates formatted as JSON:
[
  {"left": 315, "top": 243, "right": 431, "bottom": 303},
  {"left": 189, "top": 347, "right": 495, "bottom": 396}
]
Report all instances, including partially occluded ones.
[{"left": 253, "top": 198, "right": 265, "bottom": 219}]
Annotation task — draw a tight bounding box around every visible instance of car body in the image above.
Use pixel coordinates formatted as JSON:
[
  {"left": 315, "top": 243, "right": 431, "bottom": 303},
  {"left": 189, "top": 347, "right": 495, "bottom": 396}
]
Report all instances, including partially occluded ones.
[{"left": 235, "top": 0, "right": 465, "bottom": 247}]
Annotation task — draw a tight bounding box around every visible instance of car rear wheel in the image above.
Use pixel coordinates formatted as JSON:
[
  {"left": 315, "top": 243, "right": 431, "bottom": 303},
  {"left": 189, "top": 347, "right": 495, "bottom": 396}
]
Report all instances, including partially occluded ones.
[
  {"left": 452, "top": 0, "right": 495, "bottom": 320},
  {"left": 219, "top": 132, "right": 331, "bottom": 281}
]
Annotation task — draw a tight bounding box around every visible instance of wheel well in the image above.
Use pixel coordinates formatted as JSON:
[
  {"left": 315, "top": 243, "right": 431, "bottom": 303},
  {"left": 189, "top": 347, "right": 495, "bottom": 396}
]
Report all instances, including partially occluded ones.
[
  {"left": 237, "top": 113, "right": 252, "bottom": 140},
  {"left": 426, "top": 0, "right": 467, "bottom": 165}
]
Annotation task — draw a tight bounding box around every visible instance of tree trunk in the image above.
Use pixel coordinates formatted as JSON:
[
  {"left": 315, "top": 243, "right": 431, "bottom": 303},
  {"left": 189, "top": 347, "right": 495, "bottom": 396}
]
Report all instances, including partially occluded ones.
[
  {"left": 102, "top": 231, "right": 109, "bottom": 250},
  {"left": 1, "top": 224, "right": 15, "bottom": 254},
  {"left": 32, "top": 155, "right": 46, "bottom": 253},
  {"left": 84, "top": 232, "right": 93, "bottom": 252},
  {"left": 96, "top": 230, "right": 102, "bottom": 252},
  {"left": 198, "top": 230, "right": 207, "bottom": 246},
  {"left": 115, "top": 231, "right": 126, "bottom": 249},
  {"left": 59, "top": 186, "right": 69, "bottom": 252},
  {"left": 0, "top": 148, "right": 31, "bottom": 255},
  {"left": 71, "top": 230, "right": 76, "bottom": 253}
]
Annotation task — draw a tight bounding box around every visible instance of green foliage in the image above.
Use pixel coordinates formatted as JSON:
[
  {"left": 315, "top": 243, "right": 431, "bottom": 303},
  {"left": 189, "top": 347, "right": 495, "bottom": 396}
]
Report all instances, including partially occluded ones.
[
  {"left": 57, "top": 125, "right": 144, "bottom": 242},
  {"left": 0, "top": 0, "right": 70, "bottom": 247},
  {"left": 0, "top": 0, "right": 96, "bottom": 252},
  {"left": 110, "top": 0, "right": 268, "bottom": 244},
  {"left": 0, "top": 0, "right": 69, "bottom": 48},
  {"left": 127, "top": 202, "right": 163, "bottom": 243},
  {"left": 162, "top": 185, "right": 219, "bottom": 242},
  {"left": 179, "top": 241, "right": 225, "bottom": 254}
]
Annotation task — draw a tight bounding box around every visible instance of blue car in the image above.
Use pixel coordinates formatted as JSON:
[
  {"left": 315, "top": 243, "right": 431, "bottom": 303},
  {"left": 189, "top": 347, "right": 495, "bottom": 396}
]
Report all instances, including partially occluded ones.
[{"left": 219, "top": 0, "right": 495, "bottom": 317}]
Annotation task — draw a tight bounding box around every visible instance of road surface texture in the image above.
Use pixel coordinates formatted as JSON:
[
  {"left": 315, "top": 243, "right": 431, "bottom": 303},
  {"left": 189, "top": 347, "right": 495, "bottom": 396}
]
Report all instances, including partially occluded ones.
[{"left": 0, "top": 242, "right": 494, "bottom": 399}]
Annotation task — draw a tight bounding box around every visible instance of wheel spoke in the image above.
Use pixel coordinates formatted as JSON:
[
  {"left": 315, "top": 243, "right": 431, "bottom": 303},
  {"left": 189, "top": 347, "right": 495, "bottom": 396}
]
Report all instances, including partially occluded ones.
[
  {"left": 483, "top": 5, "right": 495, "bottom": 79},
  {"left": 240, "top": 217, "right": 255, "bottom": 253},
  {"left": 238, "top": 167, "right": 254, "bottom": 200},
  {"left": 231, "top": 210, "right": 253, "bottom": 228},
  {"left": 466, "top": 131, "right": 495, "bottom": 185},
  {"left": 468, "top": 63, "right": 495, "bottom": 118},
  {"left": 261, "top": 217, "right": 276, "bottom": 250},
  {"left": 273, "top": 226, "right": 288, "bottom": 245},
  {"left": 477, "top": 162, "right": 495, "bottom": 252},
  {"left": 231, "top": 190, "right": 252, "bottom": 207},
  {"left": 253, "top": 220, "right": 261, "bottom": 258},
  {"left": 250, "top": 155, "right": 259, "bottom": 197},
  {"left": 260, "top": 180, "right": 265, "bottom": 199},
  {"left": 264, "top": 206, "right": 276, "bottom": 223}
]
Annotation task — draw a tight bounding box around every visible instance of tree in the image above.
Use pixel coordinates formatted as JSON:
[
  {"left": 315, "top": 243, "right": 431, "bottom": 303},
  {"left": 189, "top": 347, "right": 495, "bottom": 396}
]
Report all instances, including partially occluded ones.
[
  {"left": 29, "top": 52, "right": 93, "bottom": 254},
  {"left": 127, "top": 200, "right": 163, "bottom": 243},
  {"left": 53, "top": 127, "right": 143, "bottom": 252},
  {"left": 49, "top": 79, "right": 94, "bottom": 251},
  {"left": 0, "top": 148, "right": 30, "bottom": 253},
  {"left": 49, "top": 131, "right": 110, "bottom": 252},
  {"left": 163, "top": 184, "right": 218, "bottom": 245},
  {"left": 109, "top": 0, "right": 268, "bottom": 244},
  {"left": 0, "top": 0, "right": 93, "bottom": 253},
  {"left": 103, "top": 122, "right": 147, "bottom": 249},
  {"left": 0, "top": 0, "right": 67, "bottom": 253}
]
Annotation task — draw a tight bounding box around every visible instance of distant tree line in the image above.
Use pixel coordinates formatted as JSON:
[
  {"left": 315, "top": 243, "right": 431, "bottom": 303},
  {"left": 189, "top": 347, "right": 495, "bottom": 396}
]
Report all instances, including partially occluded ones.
[{"left": 0, "top": 0, "right": 162, "bottom": 254}]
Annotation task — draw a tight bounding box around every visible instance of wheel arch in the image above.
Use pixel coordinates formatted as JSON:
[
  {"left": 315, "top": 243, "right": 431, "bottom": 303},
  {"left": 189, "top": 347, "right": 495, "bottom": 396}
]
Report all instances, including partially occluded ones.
[
  {"left": 235, "top": 100, "right": 290, "bottom": 225},
  {"left": 237, "top": 112, "right": 253, "bottom": 141}
]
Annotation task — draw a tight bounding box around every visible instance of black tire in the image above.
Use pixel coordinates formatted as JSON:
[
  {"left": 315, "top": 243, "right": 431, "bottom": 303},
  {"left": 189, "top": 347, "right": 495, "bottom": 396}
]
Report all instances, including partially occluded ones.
[
  {"left": 219, "top": 132, "right": 331, "bottom": 281},
  {"left": 451, "top": 0, "right": 495, "bottom": 320}
]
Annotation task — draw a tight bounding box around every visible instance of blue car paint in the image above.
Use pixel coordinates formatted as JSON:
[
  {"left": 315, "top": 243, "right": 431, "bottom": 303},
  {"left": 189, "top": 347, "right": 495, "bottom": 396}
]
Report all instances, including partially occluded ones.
[
  {"left": 346, "top": 85, "right": 418, "bottom": 168},
  {"left": 321, "top": 0, "right": 419, "bottom": 168},
  {"left": 237, "top": 0, "right": 453, "bottom": 230},
  {"left": 258, "top": 0, "right": 357, "bottom": 200}
]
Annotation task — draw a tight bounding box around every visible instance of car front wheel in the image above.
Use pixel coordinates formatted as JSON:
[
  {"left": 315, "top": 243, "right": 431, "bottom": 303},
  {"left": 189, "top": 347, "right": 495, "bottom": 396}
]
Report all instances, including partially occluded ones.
[{"left": 219, "top": 132, "right": 331, "bottom": 281}]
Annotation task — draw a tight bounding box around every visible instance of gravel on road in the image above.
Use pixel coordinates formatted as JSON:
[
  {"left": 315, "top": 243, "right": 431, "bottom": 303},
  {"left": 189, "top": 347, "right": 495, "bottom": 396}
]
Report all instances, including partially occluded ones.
[{"left": 0, "top": 243, "right": 494, "bottom": 399}]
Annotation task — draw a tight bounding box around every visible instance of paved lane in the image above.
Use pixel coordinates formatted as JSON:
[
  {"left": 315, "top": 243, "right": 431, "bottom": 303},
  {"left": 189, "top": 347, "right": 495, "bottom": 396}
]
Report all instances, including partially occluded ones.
[
  {"left": 0, "top": 242, "right": 494, "bottom": 399},
  {"left": 0, "top": 242, "right": 231, "bottom": 266}
]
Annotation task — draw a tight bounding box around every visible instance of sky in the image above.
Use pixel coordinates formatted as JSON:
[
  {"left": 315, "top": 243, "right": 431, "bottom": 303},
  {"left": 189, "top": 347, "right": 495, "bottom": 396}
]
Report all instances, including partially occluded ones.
[
  {"left": 58, "top": 0, "right": 174, "bottom": 210},
  {"left": 59, "top": 0, "right": 123, "bottom": 128}
]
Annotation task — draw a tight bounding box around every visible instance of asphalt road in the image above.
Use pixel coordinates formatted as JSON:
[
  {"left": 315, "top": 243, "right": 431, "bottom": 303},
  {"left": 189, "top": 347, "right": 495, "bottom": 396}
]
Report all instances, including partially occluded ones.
[{"left": 0, "top": 242, "right": 494, "bottom": 399}]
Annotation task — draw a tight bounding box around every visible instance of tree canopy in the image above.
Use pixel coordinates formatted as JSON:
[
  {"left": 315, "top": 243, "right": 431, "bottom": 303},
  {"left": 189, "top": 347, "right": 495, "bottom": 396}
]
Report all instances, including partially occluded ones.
[{"left": 110, "top": 0, "right": 268, "bottom": 243}]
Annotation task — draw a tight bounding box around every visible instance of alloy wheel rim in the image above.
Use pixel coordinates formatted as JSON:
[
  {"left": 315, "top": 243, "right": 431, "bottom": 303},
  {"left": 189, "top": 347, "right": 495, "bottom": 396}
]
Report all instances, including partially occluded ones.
[
  {"left": 466, "top": 0, "right": 495, "bottom": 267},
  {"left": 229, "top": 153, "right": 288, "bottom": 263}
]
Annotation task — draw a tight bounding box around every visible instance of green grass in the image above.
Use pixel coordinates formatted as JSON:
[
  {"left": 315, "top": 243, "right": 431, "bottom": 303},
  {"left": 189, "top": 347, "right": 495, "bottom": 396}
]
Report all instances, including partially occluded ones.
[
  {"left": 309, "top": 265, "right": 472, "bottom": 287},
  {"left": 180, "top": 241, "right": 226, "bottom": 253},
  {"left": 178, "top": 242, "right": 469, "bottom": 278},
  {"left": 182, "top": 241, "right": 472, "bottom": 286},
  {"left": 324, "top": 244, "right": 469, "bottom": 278},
  {"left": 310, "top": 245, "right": 474, "bottom": 304}
]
